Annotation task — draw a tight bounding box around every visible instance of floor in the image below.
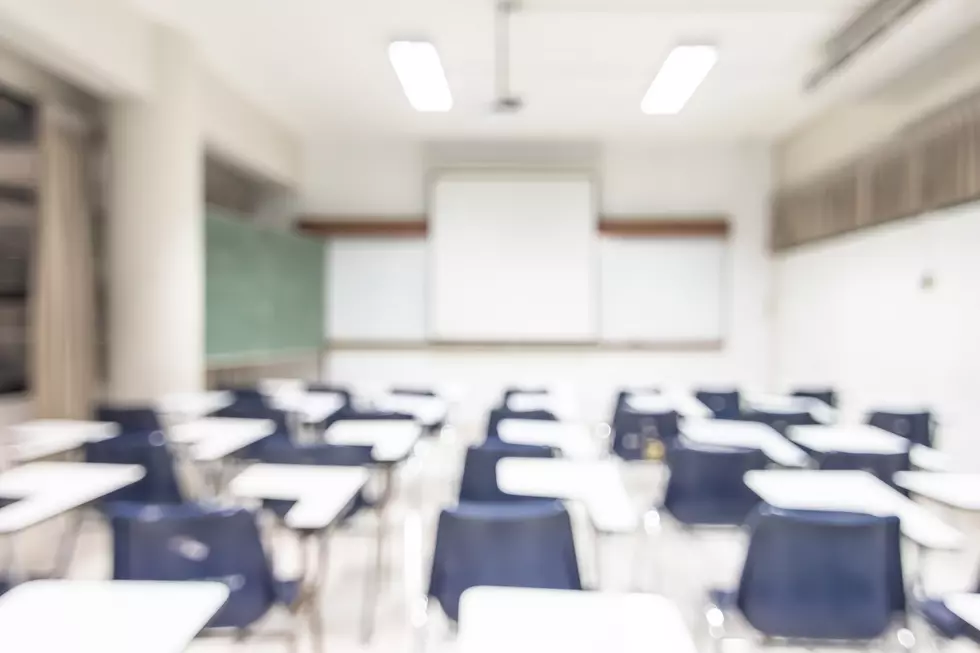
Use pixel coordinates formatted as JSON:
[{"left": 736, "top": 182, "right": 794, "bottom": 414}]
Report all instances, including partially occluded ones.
[{"left": 48, "top": 425, "right": 980, "bottom": 652}]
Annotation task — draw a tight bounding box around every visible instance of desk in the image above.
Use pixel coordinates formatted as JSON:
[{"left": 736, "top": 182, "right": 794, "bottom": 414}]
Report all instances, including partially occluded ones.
[
  {"left": 498, "top": 419, "right": 598, "bottom": 459},
  {"left": 230, "top": 463, "right": 368, "bottom": 531},
  {"left": 894, "top": 473, "right": 980, "bottom": 511},
  {"left": 271, "top": 392, "right": 345, "bottom": 426},
  {"left": 743, "top": 393, "right": 836, "bottom": 424},
  {"left": 228, "top": 463, "right": 372, "bottom": 638},
  {"left": 496, "top": 459, "right": 636, "bottom": 533},
  {"left": 155, "top": 392, "right": 232, "bottom": 423},
  {"left": 0, "top": 462, "right": 144, "bottom": 534},
  {"left": 625, "top": 393, "right": 712, "bottom": 419},
  {"left": 324, "top": 420, "right": 420, "bottom": 463},
  {"left": 371, "top": 393, "right": 448, "bottom": 428},
  {"left": 507, "top": 393, "right": 577, "bottom": 420},
  {"left": 8, "top": 420, "right": 118, "bottom": 462},
  {"left": 682, "top": 420, "right": 809, "bottom": 467},
  {"left": 0, "top": 580, "right": 228, "bottom": 653},
  {"left": 167, "top": 417, "right": 275, "bottom": 462},
  {"left": 944, "top": 593, "right": 980, "bottom": 631},
  {"left": 789, "top": 424, "right": 948, "bottom": 471},
  {"left": 458, "top": 587, "right": 696, "bottom": 653},
  {"left": 744, "top": 470, "right": 963, "bottom": 550},
  {"left": 0, "top": 462, "right": 144, "bottom": 580}
]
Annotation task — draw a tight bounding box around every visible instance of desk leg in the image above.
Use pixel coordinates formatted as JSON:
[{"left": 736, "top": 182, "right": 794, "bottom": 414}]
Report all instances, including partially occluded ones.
[
  {"left": 302, "top": 531, "right": 328, "bottom": 653},
  {"left": 362, "top": 465, "right": 394, "bottom": 644},
  {"left": 52, "top": 510, "right": 85, "bottom": 577}
]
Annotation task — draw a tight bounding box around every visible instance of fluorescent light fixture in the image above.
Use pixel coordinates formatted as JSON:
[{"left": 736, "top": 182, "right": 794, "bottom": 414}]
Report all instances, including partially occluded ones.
[
  {"left": 641, "top": 45, "right": 718, "bottom": 115},
  {"left": 388, "top": 41, "right": 453, "bottom": 112}
]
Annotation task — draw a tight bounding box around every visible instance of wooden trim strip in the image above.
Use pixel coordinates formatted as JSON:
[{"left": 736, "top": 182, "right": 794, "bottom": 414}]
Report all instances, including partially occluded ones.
[
  {"left": 297, "top": 218, "right": 428, "bottom": 238},
  {"left": 598, "top": 217, "right": 730, "bottom": 237}
]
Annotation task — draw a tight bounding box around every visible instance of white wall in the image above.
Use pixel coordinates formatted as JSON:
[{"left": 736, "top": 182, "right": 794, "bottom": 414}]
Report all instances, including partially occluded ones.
[
  {"left": 309, "top": 141, "right": 772, "bottom": 424},
  {"left": 773, "top": 202, "right": 980, "bottom": 465}
]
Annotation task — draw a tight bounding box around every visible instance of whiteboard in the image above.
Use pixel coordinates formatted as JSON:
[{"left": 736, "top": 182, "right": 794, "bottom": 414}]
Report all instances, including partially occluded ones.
[
  {"left": 599, "top": 236, "right": 726, "bottom": 342},
  {"left": 429, "top": 172, "right": 597, "bottom": 342},
  {"left": 326, "top": 238, "right": 426, "bottom": 341}
]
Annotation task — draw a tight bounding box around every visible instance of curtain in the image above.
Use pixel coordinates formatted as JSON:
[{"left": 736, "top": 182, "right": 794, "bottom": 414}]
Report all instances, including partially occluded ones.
[{"left": 31, "top": 105, "right": 96, "bottom": 419}]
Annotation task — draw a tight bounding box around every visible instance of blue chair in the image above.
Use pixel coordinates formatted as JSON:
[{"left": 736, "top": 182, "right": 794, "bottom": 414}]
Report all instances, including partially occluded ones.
[
  {"left": 96, "top": 405, "right": 162, "bottom": 432},
  {"left": 695, "top": 390, "right": 741, "bottom": 420},
  {"left": 84, "top": 430, "right": 184, "bottom": 505},
  {"left": 220, "top": 387, "right": 268, "bottom": 410},
  {"left": 390, "top": 387, "right": 436, "bottom": 397},
  {"left": 256, "top": 439, "right": 373, "bottom": 522},
  {"left": 427, "top": 500, "right": 582, "bottom": 622},
  {"left": 458, "top": 441, "right": 555, "bottom": 503},
  {"left": 743, "top": 410, "right": 818, "bottom": 435},
  {"left": 661, "top": 441, "right": 768, "bottom": 526},
  {"left": 815, "top": 450, "right": 911, "bottom": 493},
  {"left": 611, "top": 408, "right": 680, "bottom": 461},
  {"left": 792, "top": 388, "right": 838, "bottom": 408},
  {"left": 485, "top": 407, "right": 557, "bottom": 441},
  {"left": 107, "top": 502, "right": 310, "bottom": 645},
  {"left": 707, "top": 506, "right": 906, "bottom": 643},
  {"left": 868, "top": 410, "right": 934, "bottom": 448}
]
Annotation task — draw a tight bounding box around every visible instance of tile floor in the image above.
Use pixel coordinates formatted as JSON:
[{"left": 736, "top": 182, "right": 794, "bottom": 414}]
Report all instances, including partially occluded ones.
[{"left": 50, "top": 426, "right": 980, "bottom": 652}]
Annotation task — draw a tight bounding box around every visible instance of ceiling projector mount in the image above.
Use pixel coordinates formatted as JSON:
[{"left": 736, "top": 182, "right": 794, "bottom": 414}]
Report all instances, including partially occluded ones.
[{"left": 494, "top": 0, "right": 524, "bottom": 113}]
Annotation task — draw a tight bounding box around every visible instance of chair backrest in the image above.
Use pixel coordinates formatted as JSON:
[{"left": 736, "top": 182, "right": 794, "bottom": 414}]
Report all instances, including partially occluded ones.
[
  {"left": 390, "top": 387, "right": 437, "bottom": 397},
  {"left": 458, "top": 441, "right": 554, "bottom": 503},
  {"left": 743, "top": 410, "right": 817, "bottom": 435},
  {"left": 220, "top": 387, "right": 268, "bottom": 409},
  {"left": 816, "top": 450, "right": 911, "bottom": 492},
  {"left": 695, "top": 390, "right": 741, "bottom": 420},
  {"left": 791, "top": 388, "right": 838, "bottom": 408},
  {"left": 324, "top": 409, "right": 415, "bottom": 431},
  {"left": 501, "top": 387, "right": 549, "bottom": 403},
  {"left": 736, "top": 506, "right": 905, "bottom": 640},
  {"left": 867, "top": 410, "right": 933, "bottom": 447},
  {"left": 485, "top": 407, "right": 557, "bottom": 440},
  {"left": 84, "top": 431, "right": 184, "bottom": 504},
  {"left": 96, "top": 405, "right": 162, "bottom": 432},
  {"left": 108, "top": 503, "right": 278, "bottom": 629},
  {"left": 611, "top": 409, "right": 680, "bottom": 461},
  {"left": 257, "top": 438, "right": 375, "bottom": 467},
  {"left": 663, "top": 441, "right": 769, "bottom": 525},
  {"left": 428, "top": 500, "right": 581, "bottom": 621}
]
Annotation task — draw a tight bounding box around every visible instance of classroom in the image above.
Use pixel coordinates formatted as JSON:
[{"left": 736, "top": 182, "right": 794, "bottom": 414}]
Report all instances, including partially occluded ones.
[{"left": 2, "top": 0, "right": 980, "bottom": 651}]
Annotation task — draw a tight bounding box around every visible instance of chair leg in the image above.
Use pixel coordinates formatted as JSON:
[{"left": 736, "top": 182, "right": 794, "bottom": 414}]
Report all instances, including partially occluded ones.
[{"left": 52, "top": 510, "right": 85, "bottom": 577}]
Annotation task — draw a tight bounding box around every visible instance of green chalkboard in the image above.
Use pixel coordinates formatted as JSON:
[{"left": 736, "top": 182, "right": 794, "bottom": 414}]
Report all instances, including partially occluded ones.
[{"left": 206, "top": 208, "right": 324, "bottom": 363}]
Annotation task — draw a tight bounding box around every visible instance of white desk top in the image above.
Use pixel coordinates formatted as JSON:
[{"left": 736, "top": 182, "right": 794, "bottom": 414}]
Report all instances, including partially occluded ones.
[
  {"left": 625, "top": 393, "right": 712, "bottom": 419},
  {"left": 0, "top": 580, "right": 228, "bottom": 653},
  {"left": 230, "top": 463, "right": 368, "bottom": 530},
  {"left": 8, "top": 420, "right": 119, "bottom": 462},
  {"left": 789, "top": 424, "right": 948, "bottom": 471},
  {"left": 744, "top": 470, "right": 963, "bottom": 550},
  {"left": 167, "top": 417, "right": 275, "bottom": 462},
  {"left": 894, "top": 473, "right": 980, "bottom": 511},
  {"left": 271, "top": 391, "right": 345, "bottom": 424},
  {"left": 371, "top": 393, "right": 447, "bottom": 427},
  {"left": 682, "top": 420, "right": 810, "bottom": 467},
  {"left": 945, "top": 593, "right": 980, "bottom": 630},
  {"left": 506, "top": 393, "right": 578, "bottom": 420},
  {"left": 496, "top": 459, "right": 637, "bottom": 533},
  {"left": 0, "top": 462, "right": 145, "bottom": 534},
  {"left": 497, "top": 419, "right": 598, "bottom": 459},
  {"left": 324, "top": 420, "right": 421, "bottom": 463},
  {"left": 155, "top": 392, "right": 233, "bottom": 422},
  {"left": 743, "top": 393, "right": 836, "bottom": 424},
  {"left": 458, "top": 587, "right": 696, "bottom": 653}
]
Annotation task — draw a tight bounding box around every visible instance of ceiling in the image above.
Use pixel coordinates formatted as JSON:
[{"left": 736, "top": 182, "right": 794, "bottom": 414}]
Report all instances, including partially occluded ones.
[{"left": 128, "top": 0, "right": 879, "bottom": 142}]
